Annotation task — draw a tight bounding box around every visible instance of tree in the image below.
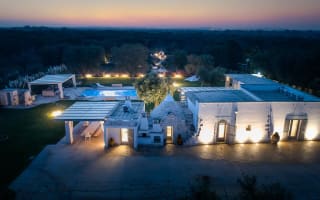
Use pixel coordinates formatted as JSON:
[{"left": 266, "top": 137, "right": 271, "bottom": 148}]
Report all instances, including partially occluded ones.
[
  {"left": 197, "top": 67, "right": 226, "bottom": 86},
  {"left": 199, "top": 54, "right": 214, "bottom": 68},
  {"left": 185, "top": 54, "right": 215, "bottom": 75},
  {"left": 134, "top": 73, "right": 172, "bottom": 111},
  {"left": 14, "top": 49, "right": 43, "bottom": 74},
  {"left": 184, "top": 54, "right": 200, "bottom": 75},
  {"left": 170, "top": 50, "right": 187, "bottom": 71},
  {"left": 62, "top": 45, "right": 105, "bottom": 73},
  {"left": 225, "top": 40, "right": 243, "bottom": 70},
  {"left": 111, "top": 43, "right": 149, "bottom": 75}
]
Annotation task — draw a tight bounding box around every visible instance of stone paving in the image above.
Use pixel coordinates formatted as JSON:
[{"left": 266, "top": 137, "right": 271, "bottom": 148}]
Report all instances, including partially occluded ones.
[{"left": 10, "top": 138, "right": 320, "bottom": 199}]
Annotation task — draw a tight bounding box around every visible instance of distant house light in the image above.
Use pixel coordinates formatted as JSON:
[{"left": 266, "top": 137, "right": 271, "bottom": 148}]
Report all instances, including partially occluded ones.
[
  {"left": 173, "top": 82, "right": 180, "bottom": 87},
  {"left": 137, "top": 73, "right": 145, "bottom": 78},
  {"left": 104, "top": 74, "right": 111, "bottom": 78},
  {"left": 158, "top": 74, "right": 165, "bottom": 78},
  {"left": 173, "top": 73, "right": 183, "bottom": 79},
  {"left": 85, "top": 74, "right": 93, "bottom": 78},
  {"left": 121, "top": 74, "right": 129, "bottom": 78}
]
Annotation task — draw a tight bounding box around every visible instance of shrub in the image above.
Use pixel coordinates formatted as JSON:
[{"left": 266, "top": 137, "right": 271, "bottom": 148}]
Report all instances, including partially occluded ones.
[{"left": 237, "top": 174, "right": 292, "bottom": 200}]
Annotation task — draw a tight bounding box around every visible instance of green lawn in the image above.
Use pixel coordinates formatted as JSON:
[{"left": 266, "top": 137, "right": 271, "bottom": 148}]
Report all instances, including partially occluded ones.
[{"left": 0, "top": 101, "right": 74, "bottom": 188}]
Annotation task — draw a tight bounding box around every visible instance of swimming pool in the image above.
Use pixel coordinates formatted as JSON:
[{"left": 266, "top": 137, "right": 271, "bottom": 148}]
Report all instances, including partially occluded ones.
[{"left": 81, "top": 89, "right": 137, "bottom": 97}]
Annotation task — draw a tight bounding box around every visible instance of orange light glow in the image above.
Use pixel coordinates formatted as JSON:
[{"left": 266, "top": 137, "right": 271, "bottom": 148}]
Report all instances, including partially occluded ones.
[
  {"left": 173, "top": 82, "right": 180, "bottom": 87},
  {"left": 85, "top": 74, "right": 93, "bottom": 78},
  {"left": 1, "top": 1, "right": 320, "bottom": 29},
  {"left": 104, "top": 74, "right": 111, "bottom": 78},
  {"left": 121, "top": 74, "right": 129, "bottom": 78},
  {"left": 158, "top": 74, "right": 165, "bottom": 78},
  {"left": 173, "top": 74, "right": 183, "bottom": 79},
  {"left": 137, "top": 73, "right": 145, "bottom": 78}
]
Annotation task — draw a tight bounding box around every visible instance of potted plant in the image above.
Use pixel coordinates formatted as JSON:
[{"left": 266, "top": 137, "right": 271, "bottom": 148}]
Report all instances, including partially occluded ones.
[
  {"left": 109, "top": 137, "right": 115, "bottom": 147},
  {"left": 177, "top": 134, "right": 183, "bottom": 145},
  {"left": 270, "top": 132, "right": 280, "bottom": 144}
]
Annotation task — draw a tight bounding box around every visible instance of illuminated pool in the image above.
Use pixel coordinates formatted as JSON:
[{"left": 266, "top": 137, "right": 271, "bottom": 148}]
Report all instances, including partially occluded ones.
[{"left": 81, "top": 89, "right": 137, "bottom": 97}]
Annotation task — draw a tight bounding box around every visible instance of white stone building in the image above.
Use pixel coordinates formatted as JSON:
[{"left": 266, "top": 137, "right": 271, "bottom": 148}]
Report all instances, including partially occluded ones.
[
  {"left": 150, "top": 94, "right": 192, "bottom": 144},
  {"left": 183, "top": 74, "right": 320, "bottom": 144},
  {"left": 55, "top": 100, "right": 165, "bottom": 149},
  {"left": 55, "top": 74, "right": 320, "bottom": 149}
]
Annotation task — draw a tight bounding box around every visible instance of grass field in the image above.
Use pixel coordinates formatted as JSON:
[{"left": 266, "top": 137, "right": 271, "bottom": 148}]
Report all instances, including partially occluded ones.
[{"left": 0, "top": 101, "right": 74, "bottom": 189}]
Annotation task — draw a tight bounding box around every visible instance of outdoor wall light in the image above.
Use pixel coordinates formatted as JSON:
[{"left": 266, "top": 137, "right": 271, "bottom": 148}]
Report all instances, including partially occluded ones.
[{"left": 51, "top": 110, "right": 62, "bottom": 117}]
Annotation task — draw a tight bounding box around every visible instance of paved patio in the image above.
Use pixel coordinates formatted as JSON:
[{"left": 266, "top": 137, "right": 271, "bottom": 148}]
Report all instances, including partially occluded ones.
[{"left": 10, "top": 138, "right": 320, "bottom": 199}]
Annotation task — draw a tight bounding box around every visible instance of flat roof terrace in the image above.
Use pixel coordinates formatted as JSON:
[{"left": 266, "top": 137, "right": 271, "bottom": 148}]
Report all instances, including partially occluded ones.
[
  {"left": 243, "top": 84, "right": 320, "bottom": 102},
  {"left": 106, "top": 101, "right": 144, "bottom": 127},
  {"left": 226, "top": 74, "right": 277, "bottom": 85},
  {"left": 248, "top": 90, "right": 299, "bottom": 101},
  {"left": 187, "top": 89, "right": 257, "bottom": 103}
]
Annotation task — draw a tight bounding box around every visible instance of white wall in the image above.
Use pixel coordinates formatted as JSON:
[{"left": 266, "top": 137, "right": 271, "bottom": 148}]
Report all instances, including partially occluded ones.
[
  {"left": 108, "top": 128, "right": 121, "bottom": 144},
  {"left": 197, "top": 103, "right": 234, "bottom": 144},
  {"left": 196, "top": 101, "right": 320, "bottom": 144},
  {"left": 271, "top": 102, "right": 320, "bottom": 140},
  {"left": 138, "top": 134, "right": 164, "bottom": 146},
  {"left": 236, "top": 102, "right": 268, "bottom": 143}
]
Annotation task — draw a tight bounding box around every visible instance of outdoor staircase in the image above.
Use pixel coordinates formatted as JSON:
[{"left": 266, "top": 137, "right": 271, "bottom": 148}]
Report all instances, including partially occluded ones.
[{"left": 180, "top": 105, "right": 199, "bottom": 146}]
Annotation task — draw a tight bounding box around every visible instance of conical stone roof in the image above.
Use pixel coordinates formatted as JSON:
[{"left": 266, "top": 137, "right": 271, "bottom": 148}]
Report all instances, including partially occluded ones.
[{"left": 150, "top": 94, "right": 184, "bottom": 120}]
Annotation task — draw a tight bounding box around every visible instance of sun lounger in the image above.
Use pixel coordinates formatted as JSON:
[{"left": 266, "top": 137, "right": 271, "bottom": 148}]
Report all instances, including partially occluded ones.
[{"left": 80, "top": 122, "right": 101, "bottom": 137}]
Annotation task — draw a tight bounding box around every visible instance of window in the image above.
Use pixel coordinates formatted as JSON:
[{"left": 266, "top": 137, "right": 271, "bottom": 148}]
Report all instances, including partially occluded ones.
[
  {"left": 288, "top": 119, "right": 301, "bottom": 138},
  {"left": 154, "top": 136, "right": 161, "bottom": 143}
]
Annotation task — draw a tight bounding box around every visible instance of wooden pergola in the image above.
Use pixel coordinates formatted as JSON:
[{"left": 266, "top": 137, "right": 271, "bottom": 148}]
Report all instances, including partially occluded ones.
[{"left": 28, "top": 74, "right": 76, "bottom": 99}]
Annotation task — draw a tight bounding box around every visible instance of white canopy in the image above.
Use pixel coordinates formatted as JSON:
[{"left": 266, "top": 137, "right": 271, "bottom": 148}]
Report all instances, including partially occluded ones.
[
  {"left": 28, "top": 74, "right": 76, "bottom": 98},
  {"left": 55, "top": 101, "right": 119, "bottom": 121},
  {"left": 184, "top": 75, "right": 200, "bottom": 82}
]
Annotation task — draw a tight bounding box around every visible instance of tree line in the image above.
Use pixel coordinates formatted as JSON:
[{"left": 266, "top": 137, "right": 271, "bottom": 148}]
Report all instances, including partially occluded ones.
[{"left": 0, "top": 28, "right": 319, "bottom": 95}]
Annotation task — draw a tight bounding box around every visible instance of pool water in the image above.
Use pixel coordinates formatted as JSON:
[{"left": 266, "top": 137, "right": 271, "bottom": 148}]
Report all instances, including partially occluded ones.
[{"left": 81, "top": 89, "right": 137, "bottom": 97}]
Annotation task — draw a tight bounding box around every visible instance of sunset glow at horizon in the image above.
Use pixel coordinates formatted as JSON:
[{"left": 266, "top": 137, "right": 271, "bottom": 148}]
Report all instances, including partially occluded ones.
[{"left": 1, "top": 0, "right": 320, "bottom": 29}]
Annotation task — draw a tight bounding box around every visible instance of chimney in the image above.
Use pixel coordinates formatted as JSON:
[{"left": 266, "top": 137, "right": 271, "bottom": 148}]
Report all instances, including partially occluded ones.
[
  {"left": 124, "top": 96, "right": 132, "bottom": 109},
  {"left": 139, "top": 113, "right": 148, "bottom": 130}
]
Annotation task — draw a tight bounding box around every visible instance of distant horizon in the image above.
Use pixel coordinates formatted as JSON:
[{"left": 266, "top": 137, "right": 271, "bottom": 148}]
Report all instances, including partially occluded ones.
[
  {"left": 1, "top": 0, "right": 320, "bottom": 31},
  {"left": 1, "top": 25, "right": 320, "bottom": 31}
]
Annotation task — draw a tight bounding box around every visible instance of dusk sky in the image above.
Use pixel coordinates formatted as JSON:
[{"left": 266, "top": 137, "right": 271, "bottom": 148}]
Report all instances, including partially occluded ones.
[{"left": 1, "top": 0, "right": 320, "bottom": 29}]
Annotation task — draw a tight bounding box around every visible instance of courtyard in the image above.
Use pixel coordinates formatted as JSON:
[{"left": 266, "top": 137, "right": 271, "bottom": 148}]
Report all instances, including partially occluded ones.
[{"left": 10, "top": 139, "right": 320, "bottom": 199}]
